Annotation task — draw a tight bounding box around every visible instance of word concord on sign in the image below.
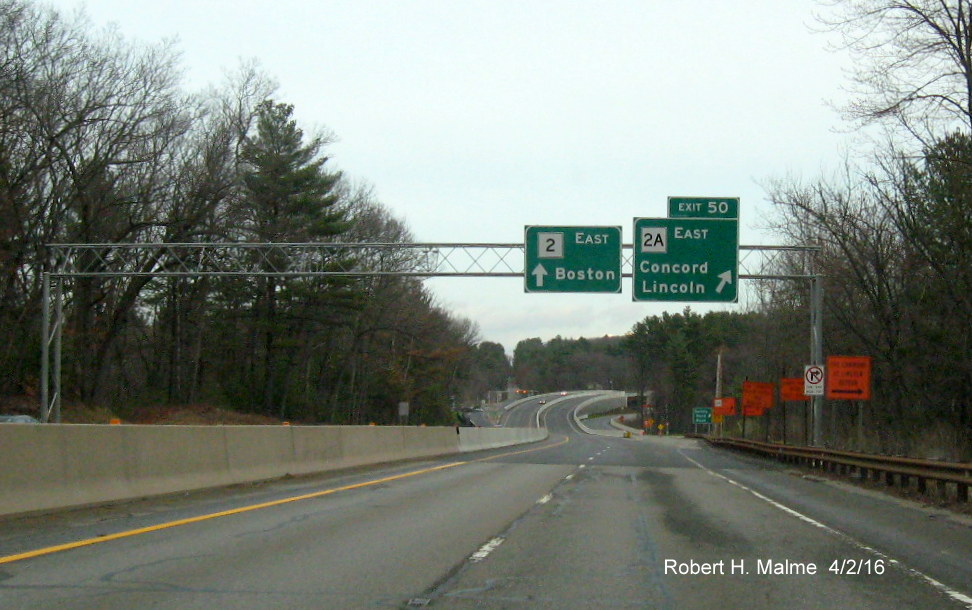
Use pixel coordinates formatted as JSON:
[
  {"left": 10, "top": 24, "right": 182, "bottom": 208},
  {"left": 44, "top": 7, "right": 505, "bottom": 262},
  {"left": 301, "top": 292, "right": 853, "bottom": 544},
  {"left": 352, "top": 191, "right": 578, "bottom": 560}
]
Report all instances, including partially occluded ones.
[
  {"left": 524, "top": 226, "right": 622, "bottom": 293},
  {"left": 632, "top": 217, "right": 739, "bottom": 302}
]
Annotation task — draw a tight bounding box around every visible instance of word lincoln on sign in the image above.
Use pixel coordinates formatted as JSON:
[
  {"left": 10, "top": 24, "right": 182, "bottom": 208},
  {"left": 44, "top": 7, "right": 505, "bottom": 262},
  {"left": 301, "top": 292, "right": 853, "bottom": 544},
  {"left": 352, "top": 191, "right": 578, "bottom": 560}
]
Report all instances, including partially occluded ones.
[
  {"left": 632, "top": 217, "right": 739, "bottom": 302},
  {"left": 524, "top": 226, "right": 622, "bottom": 293}
]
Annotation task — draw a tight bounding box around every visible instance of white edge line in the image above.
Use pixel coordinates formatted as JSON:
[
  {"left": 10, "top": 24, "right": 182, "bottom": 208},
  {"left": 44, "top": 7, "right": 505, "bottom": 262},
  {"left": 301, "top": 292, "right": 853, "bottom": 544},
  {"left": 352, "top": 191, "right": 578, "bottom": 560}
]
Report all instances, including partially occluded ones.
[
  {"left": 679, "top": 449, "right": 972, "bottom": 608},
  {"left": 470, "top": 537, "right": 504, "bottom": 563}
]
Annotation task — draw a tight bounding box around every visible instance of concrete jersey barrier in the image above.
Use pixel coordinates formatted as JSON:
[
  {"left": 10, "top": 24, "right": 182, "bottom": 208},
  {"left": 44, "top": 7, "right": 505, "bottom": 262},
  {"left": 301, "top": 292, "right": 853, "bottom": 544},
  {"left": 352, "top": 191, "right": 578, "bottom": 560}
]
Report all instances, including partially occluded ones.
[{"left": 0, "top": 424, "right": 546, "bottom": 518}]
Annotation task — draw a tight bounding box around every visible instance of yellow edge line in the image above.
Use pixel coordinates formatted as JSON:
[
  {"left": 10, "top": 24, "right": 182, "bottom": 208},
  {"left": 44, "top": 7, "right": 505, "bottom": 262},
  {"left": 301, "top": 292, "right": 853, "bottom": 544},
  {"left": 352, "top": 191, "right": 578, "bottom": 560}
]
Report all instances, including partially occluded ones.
[
  {"left": 0, "top": 432, "right": 570, "bottom": 566},
  {"left": 0, "top": 461, "right": 465, "bottom": 565}
]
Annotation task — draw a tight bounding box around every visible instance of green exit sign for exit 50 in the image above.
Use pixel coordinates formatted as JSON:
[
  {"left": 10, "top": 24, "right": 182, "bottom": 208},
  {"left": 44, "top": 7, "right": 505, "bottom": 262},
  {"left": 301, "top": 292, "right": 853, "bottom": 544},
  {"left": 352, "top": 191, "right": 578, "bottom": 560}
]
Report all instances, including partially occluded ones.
[{"left": 668, "top": 196, "right": 739, "bottom": 219}]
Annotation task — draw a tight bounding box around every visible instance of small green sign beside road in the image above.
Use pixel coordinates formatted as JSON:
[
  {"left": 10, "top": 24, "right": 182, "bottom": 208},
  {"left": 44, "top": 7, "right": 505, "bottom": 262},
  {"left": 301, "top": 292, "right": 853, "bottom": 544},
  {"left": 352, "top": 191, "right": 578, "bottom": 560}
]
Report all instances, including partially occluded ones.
[
  {"left": 633, "top": 217, "right": 739, "bottom": 302},
  {"left": 524, "top": 226, "right": 622, "bottom": 293},
  {"left": 693, "top": 407, "right": 712, "bottom": 424}
]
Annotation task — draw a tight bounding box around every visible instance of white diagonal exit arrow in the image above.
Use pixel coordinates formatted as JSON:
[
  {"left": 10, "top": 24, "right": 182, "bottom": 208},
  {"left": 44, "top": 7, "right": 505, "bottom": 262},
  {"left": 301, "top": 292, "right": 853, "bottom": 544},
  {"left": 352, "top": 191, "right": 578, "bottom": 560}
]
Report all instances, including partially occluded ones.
[
  {"left": 532, "top": 263, "right": 549, "bottom": 287},
  {"left": 715, "top": 270, "right": 733, "bottom": 293}
]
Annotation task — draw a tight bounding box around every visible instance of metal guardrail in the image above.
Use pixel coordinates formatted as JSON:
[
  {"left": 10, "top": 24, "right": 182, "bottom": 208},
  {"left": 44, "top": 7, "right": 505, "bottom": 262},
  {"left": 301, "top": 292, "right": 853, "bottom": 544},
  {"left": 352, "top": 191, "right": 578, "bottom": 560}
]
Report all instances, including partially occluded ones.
[{"left": 693, "top": 436, "right": 972, "bottom": 503}]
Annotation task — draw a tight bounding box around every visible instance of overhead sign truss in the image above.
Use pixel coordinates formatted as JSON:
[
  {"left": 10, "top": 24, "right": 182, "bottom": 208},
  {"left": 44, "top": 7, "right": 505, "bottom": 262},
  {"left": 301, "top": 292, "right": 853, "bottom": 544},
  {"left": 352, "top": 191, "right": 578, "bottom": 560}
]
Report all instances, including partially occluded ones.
[
  {"left": 40, "top": 240, "right": 821, "bottom": 425},
  {"left": 45, "top": 242, "right": 525, "bottom": 278},
  {"left": 46, "top": 242, "right": 817, "bottom": 279}
]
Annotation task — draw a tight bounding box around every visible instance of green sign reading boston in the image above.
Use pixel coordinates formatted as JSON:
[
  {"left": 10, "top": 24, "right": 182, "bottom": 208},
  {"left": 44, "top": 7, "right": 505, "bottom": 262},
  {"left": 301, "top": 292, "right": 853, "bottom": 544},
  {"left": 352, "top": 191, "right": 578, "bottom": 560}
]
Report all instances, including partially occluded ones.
[
  {"left": 633, "top": 217, "right": 738, "bottom": 302},
  {"left": 524, "top": 226, "right": 622, "bottom": 293}
]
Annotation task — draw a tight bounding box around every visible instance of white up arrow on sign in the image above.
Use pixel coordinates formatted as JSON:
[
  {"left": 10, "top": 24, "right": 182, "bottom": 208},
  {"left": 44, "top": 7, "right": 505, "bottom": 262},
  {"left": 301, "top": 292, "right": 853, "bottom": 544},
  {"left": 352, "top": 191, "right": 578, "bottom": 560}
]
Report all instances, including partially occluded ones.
[{"left": 532, "top": 264, "right": 548, "bottom": 287}]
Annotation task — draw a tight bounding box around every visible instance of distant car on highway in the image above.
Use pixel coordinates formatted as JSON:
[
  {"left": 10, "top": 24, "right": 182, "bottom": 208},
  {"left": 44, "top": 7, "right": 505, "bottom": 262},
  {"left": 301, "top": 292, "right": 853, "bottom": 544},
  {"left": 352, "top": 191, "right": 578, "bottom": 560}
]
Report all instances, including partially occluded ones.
[
  {"left": 559, "top": 392, "right": 568, "bottom": 396},
  {"left": 537, "top": 400, "right": 546, "bottom": 405},
  {"left": 0, "top": 414, "right": 40, "bottom": 423}
]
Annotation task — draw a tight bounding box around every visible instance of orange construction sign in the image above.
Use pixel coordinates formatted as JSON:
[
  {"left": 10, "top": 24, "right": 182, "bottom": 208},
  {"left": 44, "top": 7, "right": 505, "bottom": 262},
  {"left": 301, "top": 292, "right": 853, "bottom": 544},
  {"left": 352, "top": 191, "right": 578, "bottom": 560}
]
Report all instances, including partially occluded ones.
[
  {"left": 712, "top": 397, "right": 737, "bottom": 416},
  {"left": 780, "top": 377, "right": 807, "bottom": 402},
  {"left": 742, "top": 381, "right": 774, "bottom": 416},
  {"left": 826, "top": 355, "right": 872, "bottom": 400}
]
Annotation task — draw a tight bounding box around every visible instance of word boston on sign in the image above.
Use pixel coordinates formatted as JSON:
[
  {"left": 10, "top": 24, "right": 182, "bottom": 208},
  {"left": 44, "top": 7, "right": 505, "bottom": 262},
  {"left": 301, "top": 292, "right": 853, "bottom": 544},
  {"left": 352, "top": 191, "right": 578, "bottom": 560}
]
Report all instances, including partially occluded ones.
[{"left": 524, "top": 226, "right": 622, "bottom": 293}]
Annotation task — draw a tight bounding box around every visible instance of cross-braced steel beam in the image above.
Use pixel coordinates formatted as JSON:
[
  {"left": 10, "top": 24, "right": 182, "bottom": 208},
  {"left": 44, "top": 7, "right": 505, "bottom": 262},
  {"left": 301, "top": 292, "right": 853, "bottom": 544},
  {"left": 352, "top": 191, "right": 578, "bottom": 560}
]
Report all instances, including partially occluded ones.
[
  {"left": 41, "top": 242, "right": 823, "bottom": 435},
  {"left": 46, "top": 242, "right": 815, "bottom": 279}
]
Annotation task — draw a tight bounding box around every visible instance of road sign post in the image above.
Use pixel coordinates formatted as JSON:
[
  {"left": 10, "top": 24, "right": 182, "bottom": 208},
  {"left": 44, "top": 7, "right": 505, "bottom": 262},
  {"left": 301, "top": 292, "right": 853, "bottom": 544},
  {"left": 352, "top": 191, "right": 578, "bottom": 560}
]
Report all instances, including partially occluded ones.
[
  {"left": 524, "top": 226, "right": 622, "bottom": 293},
  {"left": 632, "top": 217, "right": 739, "bottom": 302}
]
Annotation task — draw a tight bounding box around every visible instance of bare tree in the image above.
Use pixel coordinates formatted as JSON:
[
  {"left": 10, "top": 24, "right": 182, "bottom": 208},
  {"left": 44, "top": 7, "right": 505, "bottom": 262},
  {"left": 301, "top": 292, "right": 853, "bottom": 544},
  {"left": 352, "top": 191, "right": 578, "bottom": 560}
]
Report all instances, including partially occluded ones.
[{"left": 819, "top": 0, "right": 972, "bottom": 143}]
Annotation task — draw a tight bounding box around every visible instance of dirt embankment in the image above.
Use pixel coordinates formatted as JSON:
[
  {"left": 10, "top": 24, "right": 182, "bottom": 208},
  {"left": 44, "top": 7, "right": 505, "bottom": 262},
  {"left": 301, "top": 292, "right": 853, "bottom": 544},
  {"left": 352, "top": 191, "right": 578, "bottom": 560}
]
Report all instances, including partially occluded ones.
[{"left": 1, "top": 396, "right": 283, "bottom": 425}]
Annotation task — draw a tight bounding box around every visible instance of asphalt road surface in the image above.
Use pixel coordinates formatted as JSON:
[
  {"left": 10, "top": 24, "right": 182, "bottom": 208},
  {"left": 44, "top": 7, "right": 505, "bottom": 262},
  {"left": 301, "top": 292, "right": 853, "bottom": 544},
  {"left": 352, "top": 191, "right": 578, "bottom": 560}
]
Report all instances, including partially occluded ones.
[{"left": 1, "top": 392, "right": 970, "bottom": 608}]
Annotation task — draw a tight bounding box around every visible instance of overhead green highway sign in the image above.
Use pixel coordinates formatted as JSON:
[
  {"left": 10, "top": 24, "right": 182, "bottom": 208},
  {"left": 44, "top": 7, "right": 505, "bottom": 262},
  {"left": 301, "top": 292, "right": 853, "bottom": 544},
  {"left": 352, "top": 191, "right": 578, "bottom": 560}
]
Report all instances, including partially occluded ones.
[
  {"left": 668, "top": 196, "right": 739, "bottom": 219},
  {"left": 633, "top": 217, "right": 739, "bottom": 302},
  {"left": 524, "top": 226, "right": 622, "bottom": 293}
]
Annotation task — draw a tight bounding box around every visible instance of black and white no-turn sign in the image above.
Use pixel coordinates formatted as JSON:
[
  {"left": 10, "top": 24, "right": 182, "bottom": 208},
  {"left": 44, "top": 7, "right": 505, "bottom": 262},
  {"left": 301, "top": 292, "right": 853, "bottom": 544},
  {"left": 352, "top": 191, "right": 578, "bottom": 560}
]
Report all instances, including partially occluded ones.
[{"left": 804, "top": 365, "right": 825, "bottom": 396}]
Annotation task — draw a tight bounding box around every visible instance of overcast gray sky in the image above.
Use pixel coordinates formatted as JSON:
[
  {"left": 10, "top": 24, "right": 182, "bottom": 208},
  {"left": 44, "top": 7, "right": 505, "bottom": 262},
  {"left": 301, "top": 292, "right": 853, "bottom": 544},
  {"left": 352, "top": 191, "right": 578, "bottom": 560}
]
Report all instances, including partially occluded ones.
[{"left": 46, "top": 0, "right": 853, "bottom": 353}]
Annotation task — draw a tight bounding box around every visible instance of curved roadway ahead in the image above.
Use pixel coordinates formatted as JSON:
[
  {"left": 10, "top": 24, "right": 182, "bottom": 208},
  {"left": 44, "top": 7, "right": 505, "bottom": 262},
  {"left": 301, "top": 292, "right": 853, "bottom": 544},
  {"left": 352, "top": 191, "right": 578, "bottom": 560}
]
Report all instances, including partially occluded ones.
[{"left": 1, "top": 392, "right": 971, "bottom": 608}]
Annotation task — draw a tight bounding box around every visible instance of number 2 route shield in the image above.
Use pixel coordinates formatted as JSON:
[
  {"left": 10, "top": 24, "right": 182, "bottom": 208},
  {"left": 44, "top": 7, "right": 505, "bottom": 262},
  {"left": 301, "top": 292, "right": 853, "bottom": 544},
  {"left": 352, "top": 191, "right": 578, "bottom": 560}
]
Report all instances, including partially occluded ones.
[{"left": 524, "top": 226, "right": 622, "bottom": 293}]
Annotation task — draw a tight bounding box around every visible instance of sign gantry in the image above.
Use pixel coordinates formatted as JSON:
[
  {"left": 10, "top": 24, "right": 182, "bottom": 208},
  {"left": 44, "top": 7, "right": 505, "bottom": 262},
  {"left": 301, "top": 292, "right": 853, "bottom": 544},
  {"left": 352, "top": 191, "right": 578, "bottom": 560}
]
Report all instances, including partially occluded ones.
[{"left": 40, "top": 240, "right": 820, "bottom": 427}]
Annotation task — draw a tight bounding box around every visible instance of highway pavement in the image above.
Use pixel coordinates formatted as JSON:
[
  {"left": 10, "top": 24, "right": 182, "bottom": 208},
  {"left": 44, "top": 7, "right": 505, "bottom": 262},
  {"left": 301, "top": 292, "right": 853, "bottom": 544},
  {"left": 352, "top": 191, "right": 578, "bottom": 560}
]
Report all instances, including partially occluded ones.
[{"left": 1, "top": 392, "right": 970, "bottom": 608}]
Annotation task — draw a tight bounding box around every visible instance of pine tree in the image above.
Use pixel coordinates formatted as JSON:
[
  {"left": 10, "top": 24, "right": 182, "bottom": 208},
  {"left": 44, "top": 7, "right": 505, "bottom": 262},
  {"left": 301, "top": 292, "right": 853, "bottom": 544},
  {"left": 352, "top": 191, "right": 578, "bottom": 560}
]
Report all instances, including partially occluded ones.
[
  {"left": 238, "top": 100, "right": 347, "bottom": 415},
  {"left": 240, "top": 100, "right": 345, "bottom": 241}
]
